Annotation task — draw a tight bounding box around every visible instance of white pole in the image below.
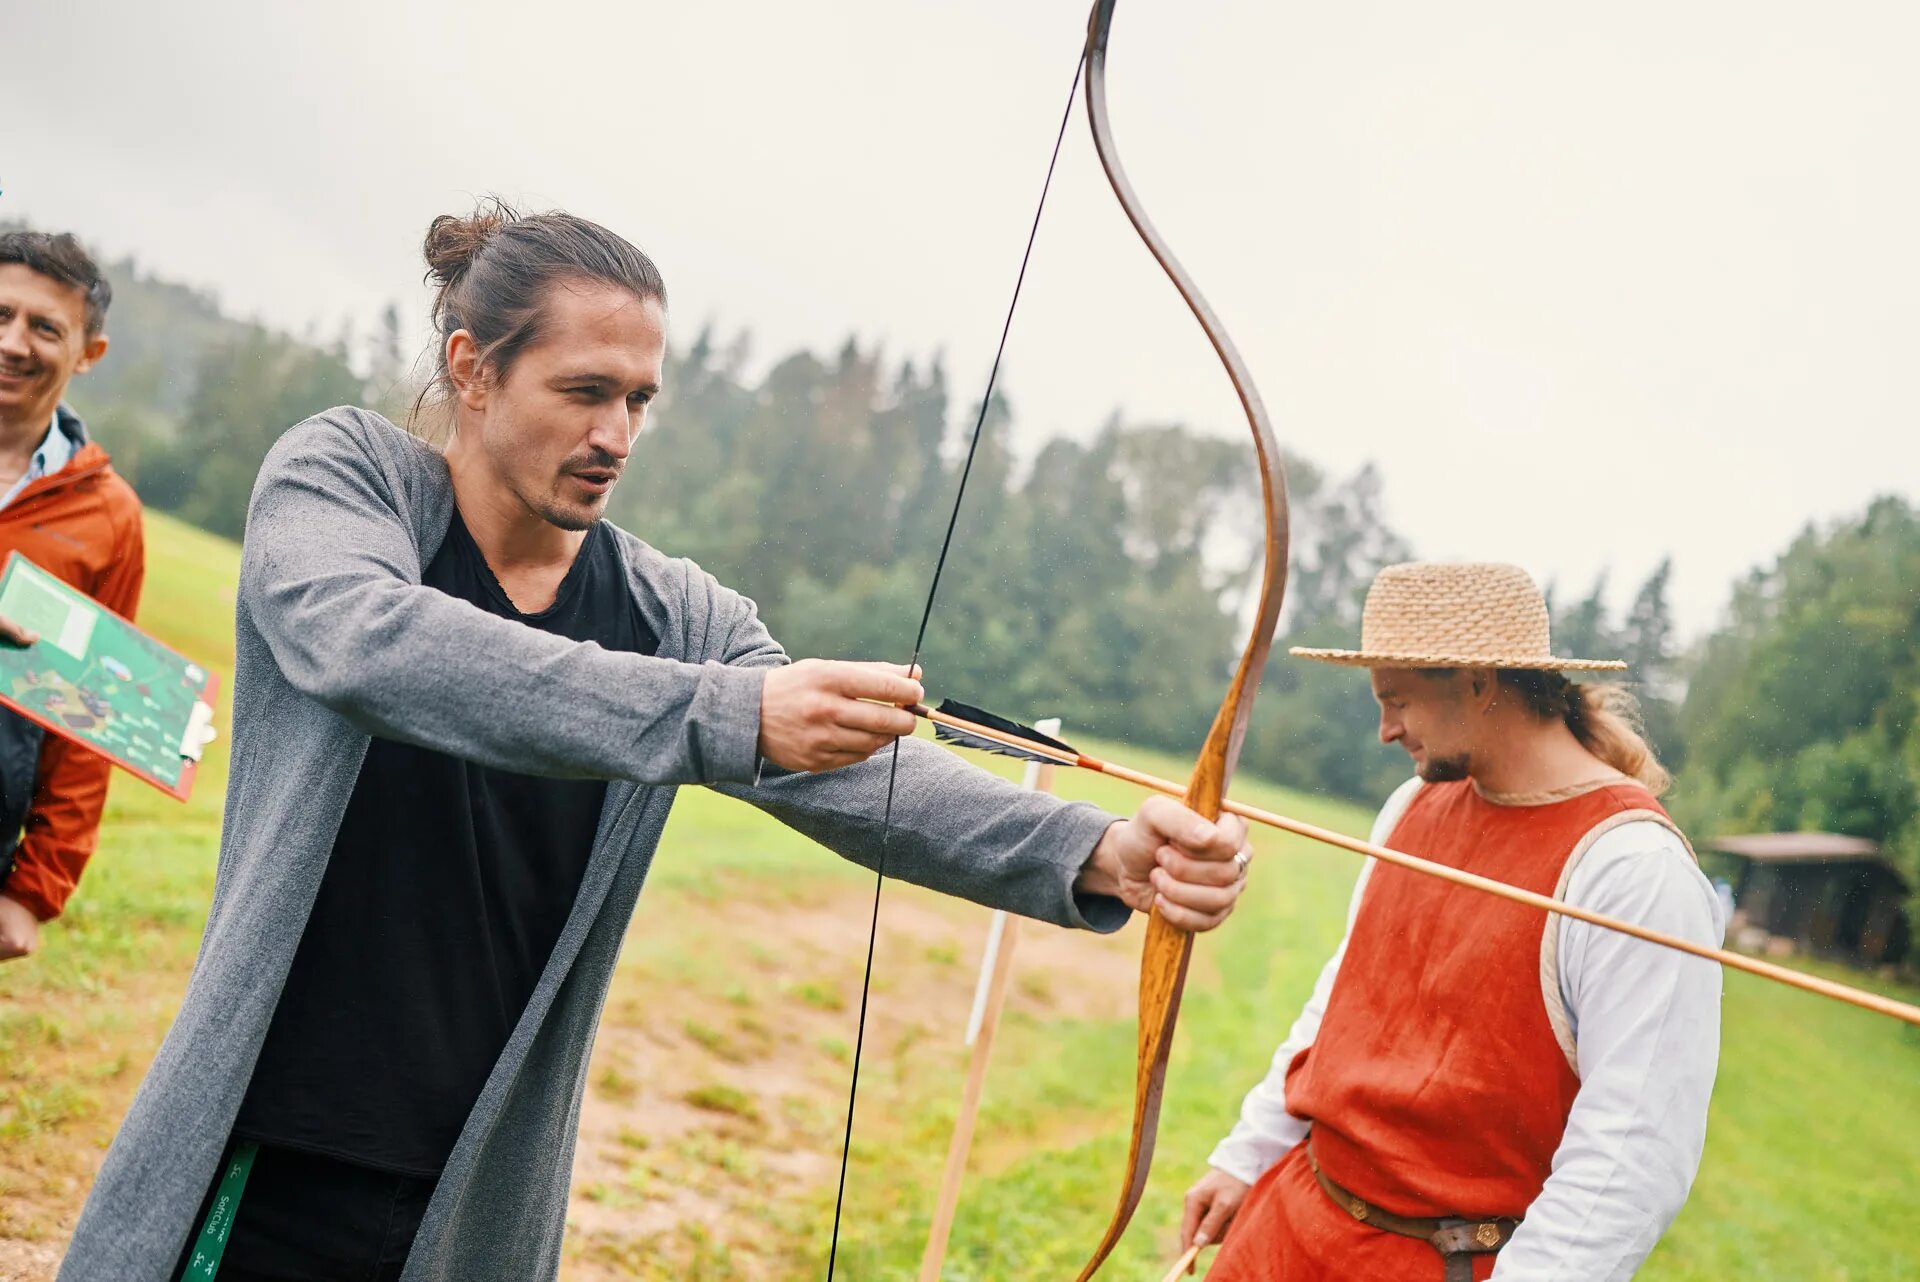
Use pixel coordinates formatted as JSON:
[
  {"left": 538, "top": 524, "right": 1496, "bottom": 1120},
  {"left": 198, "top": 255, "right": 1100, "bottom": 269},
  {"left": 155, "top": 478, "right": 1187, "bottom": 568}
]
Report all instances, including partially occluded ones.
[
  {"left": 964, "top": 725, "right": 1056, "bottom": 1046},
  {"left": 920, "top": 716, "right": 1061, "bottom": 1282},
  {"left": 964, "top": 911, "right": 1007, "bottom": 1048}
]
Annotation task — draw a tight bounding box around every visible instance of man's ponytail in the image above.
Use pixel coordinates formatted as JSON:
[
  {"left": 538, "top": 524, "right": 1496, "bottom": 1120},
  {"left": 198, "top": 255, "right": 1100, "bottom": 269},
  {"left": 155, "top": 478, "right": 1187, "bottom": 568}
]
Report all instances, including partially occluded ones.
[{"left": 1499, "top": 671, "right": 1671, "bottom": 796}]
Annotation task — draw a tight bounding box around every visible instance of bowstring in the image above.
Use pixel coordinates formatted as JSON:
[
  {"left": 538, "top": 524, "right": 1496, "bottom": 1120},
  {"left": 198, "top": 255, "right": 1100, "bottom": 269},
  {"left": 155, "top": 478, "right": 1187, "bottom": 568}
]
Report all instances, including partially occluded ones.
[{"left": 824, "top": 49, "right": 1087, "bottom": 1278}]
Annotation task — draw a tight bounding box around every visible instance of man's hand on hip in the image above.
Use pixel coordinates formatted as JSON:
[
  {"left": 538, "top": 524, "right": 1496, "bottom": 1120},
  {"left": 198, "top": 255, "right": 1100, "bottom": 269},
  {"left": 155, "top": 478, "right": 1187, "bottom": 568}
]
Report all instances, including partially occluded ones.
[
  {"left": 757, "top": 659, "right": 923, "bottom": 774},
  {"left": 1079, "top": 794, "right": 1252, "bottom": 931},
  {"left": 0, "top": 892, "right": 40, "bottom": 962}
]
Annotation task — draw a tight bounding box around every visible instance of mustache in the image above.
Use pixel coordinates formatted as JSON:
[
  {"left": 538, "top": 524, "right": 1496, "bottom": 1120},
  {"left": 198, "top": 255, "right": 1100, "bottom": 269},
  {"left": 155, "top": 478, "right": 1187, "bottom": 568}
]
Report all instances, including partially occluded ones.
[{"left": 562, "top": 451, "right": 623, "bottom": 477}]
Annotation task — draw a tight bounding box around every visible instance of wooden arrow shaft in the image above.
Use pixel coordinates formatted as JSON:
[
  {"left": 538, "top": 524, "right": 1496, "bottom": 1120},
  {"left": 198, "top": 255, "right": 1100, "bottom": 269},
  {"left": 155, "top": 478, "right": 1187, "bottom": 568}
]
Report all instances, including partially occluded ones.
[
  {"left": 910, "top": 703, "right": 1920, "bottom": 1029},
  {"left": 1160, "top": 1243, "right": 1205, "bottom": 1282}
]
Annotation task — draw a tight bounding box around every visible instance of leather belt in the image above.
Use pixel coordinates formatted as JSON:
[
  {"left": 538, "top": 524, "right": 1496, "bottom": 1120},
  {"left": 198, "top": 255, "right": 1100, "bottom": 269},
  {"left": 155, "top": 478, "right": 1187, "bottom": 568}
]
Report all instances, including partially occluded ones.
[{"left": 1307, "top": 1143, "right": 1519, "bottom": 1282}]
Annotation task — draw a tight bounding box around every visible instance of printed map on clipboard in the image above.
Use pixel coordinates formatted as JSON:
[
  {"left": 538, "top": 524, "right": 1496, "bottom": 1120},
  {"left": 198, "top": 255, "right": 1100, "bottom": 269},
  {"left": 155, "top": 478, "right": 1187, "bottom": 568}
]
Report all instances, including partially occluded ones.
[{"left": 0, "top": 552, "right": 218, "bottom": 801}]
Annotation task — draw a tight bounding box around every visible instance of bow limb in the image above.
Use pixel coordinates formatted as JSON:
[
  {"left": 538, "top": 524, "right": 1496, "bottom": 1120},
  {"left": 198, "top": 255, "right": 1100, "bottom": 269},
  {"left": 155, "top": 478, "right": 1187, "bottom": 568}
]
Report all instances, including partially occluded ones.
[{"left": 1075, "top": 1, "right": 1292, "bottom": 1277}]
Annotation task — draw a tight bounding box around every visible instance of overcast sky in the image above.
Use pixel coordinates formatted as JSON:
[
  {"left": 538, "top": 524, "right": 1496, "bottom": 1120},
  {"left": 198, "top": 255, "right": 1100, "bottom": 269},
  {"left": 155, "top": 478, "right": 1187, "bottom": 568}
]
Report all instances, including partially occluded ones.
[{"left": 8, "top": 0, "right": 1916, "bottom": 640}]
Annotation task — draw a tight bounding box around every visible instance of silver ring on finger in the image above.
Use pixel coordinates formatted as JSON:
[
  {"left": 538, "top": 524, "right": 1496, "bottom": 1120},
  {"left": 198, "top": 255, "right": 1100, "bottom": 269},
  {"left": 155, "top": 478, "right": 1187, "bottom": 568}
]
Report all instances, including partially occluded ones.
[{"left": 1232, "top": 849, "right": 1251, "bottom": 879}]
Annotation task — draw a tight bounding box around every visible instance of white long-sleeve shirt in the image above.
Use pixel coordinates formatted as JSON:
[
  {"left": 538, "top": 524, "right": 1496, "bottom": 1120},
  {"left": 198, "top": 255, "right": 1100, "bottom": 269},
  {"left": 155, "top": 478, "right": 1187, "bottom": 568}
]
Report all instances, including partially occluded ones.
[{"left": 1208, "top": 778, "right": 1725, "bottom": 1281}]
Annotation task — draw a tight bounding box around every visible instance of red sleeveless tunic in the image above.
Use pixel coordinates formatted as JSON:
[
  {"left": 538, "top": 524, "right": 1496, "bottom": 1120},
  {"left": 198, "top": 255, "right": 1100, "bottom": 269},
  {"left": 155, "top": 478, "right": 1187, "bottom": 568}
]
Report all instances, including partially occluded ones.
[{"left": 1207, "top": 779, "right": 1675, "bottom": 1282}]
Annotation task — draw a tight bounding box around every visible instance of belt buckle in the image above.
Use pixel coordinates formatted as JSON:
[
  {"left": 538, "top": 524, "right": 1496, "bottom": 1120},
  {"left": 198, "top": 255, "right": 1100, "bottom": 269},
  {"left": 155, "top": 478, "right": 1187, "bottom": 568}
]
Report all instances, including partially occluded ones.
[
  {"left": 1348, "top": 1196, "right": 1370, "bottom": 1222},
  {"left": 1473, "top": 1222, "right": 1501, "bottom": 1248}
]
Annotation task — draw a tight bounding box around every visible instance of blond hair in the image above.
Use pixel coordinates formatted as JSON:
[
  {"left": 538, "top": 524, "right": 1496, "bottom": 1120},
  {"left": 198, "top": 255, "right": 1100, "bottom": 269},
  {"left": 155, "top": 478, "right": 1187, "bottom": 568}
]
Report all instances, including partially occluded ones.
[{"left": 1499, "top": 670, "right": 1671, "bottom": 796}]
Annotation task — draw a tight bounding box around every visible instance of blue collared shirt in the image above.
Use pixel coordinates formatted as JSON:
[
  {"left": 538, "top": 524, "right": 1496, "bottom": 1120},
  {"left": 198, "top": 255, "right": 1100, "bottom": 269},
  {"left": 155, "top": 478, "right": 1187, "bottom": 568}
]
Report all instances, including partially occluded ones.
[{"left": 0, "top": 411, "right": 76, "bottom": 511}]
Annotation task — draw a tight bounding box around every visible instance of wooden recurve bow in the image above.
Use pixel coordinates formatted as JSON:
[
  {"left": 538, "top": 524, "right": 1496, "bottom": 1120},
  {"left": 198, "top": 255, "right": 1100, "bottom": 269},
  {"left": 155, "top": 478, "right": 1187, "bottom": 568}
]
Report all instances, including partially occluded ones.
[{"left": 1074, "top": 1, "right": 1292, "bottom": 1276}]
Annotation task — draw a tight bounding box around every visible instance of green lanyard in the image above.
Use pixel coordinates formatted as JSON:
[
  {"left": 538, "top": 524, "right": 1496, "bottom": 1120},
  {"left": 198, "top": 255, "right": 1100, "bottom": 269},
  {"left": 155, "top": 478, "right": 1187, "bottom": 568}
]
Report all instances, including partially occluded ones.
[{"left": 179, "top": 1140, "right": 257, "bottom": 1282}]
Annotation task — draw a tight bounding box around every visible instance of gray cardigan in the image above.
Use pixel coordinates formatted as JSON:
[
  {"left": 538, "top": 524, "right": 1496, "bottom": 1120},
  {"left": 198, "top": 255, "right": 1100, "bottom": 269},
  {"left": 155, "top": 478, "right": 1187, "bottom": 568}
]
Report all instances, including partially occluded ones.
[{"left": 58, "top": 407, "right": 1123, "bottom": 1282}]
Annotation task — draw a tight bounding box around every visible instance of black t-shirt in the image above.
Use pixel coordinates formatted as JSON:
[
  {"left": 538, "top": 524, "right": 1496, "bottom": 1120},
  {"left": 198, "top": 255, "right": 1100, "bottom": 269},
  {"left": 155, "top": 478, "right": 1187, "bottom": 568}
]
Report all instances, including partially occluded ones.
[{"left": 236, "top": 511, "right": 657, "bottom": 1176}]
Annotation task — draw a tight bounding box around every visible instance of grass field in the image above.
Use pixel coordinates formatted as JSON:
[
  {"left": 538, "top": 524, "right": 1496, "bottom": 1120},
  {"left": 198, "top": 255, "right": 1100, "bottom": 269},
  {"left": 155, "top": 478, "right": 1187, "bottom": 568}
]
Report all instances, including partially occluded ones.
[{"left": 2, "top": 513, "right": 1918, "bottom": 1280}]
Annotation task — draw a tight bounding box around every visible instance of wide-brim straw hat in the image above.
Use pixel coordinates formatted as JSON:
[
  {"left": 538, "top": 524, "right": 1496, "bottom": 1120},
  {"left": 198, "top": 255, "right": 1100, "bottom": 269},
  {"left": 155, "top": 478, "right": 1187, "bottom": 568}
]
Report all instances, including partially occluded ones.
[{"left": 1290, "top": 562, "right": 1627, "bottom": 672}]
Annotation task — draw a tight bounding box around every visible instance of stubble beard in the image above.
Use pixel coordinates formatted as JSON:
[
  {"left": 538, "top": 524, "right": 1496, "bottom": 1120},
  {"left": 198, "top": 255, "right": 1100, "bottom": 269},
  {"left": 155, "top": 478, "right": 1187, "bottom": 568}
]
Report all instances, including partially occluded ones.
[
  {"left": 493, "top": 464, "right": 601, "bottom": 533},
  {"left": 531, "top": 492, "right": 605, "bottom": 533},
  {"left": 538, "top": 448, "right": 624, "bottom": 532},
  {"left": 503, "top": 450, "right": 613, "bottom": 533},
  {"left": 533, "top": 491, "right": 601, "bottom": 532}
]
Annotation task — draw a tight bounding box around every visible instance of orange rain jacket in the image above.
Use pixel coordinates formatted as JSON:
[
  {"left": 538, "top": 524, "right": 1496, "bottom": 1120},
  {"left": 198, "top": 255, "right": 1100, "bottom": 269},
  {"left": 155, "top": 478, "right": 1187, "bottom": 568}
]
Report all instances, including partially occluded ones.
[{"left": 0, "top": 404, "right": 145, "bottom": 920}]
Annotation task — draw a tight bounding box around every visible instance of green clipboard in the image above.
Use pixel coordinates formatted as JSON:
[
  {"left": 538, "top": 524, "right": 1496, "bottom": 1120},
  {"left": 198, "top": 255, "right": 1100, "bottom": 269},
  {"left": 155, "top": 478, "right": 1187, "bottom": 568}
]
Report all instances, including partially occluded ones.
[{"left": 0, "top": 551, "right": 218, "bottom": 801}]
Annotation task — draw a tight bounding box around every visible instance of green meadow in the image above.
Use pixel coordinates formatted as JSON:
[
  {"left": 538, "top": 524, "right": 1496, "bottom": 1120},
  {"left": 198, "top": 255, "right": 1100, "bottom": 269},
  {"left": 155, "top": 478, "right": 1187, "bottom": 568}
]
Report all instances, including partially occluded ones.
[{"left": 1, "top": 513, "right": 1916, "bottom": 1280}]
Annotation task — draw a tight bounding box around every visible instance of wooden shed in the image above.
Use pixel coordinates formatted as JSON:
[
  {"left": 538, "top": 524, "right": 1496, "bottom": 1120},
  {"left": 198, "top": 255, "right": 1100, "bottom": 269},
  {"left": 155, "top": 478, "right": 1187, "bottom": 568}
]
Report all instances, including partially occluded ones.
[{"left": 1713, "top": 832, "right": 1911, "bottom": 967}]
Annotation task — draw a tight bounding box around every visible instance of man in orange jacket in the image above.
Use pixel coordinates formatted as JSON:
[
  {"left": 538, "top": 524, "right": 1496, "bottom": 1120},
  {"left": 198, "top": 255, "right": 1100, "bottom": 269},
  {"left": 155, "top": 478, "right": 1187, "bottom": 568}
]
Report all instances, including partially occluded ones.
[{"left": 0, "top": 230, "right": 146, "bottom": 961}]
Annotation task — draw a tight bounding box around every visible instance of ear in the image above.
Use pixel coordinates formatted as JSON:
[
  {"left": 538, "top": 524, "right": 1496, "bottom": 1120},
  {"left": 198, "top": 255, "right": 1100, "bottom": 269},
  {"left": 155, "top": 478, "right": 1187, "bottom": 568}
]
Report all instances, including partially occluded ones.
[
  {"left": 73, "top": 333, "right": 108, "bottom": 374},
  {"left": 1465, "top": 667, "right": 1501, "bottom": 714},
  {"left": 445, "top": 330, "right": 489, "bottom": 411}
]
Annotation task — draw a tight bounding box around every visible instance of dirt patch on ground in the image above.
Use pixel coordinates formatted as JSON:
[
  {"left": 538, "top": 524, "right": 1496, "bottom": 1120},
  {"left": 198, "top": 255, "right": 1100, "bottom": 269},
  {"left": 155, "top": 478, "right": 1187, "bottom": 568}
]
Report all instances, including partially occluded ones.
[
  {"left": 0, "top": 878, "right": 1141, "bottom": 1282},
  {"left": 561, "top": 883, "right": 1141, "bottom": 1278},
  {"left": 0, "top": 1240, "right": 59, "bottom": 1282}
]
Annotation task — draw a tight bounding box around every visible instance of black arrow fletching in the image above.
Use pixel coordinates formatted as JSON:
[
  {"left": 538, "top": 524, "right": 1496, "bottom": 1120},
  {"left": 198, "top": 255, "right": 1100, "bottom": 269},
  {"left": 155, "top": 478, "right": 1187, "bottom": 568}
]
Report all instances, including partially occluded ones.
[{"left": 931, "top": 699, "right": 1079, "bottom": 763}]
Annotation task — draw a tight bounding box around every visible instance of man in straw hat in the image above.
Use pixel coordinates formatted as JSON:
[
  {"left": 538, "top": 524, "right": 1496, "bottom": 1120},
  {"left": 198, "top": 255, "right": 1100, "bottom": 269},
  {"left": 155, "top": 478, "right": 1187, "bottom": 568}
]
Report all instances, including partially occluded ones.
[{"left": 1178, "top": 562, "right": 1724, "bottom": 1281}]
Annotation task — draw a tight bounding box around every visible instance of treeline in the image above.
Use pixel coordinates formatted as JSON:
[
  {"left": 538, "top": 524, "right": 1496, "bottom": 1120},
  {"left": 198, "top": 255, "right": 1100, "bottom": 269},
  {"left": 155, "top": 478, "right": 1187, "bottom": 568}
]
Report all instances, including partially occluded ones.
[
  {"left": 1672, "top": 498, "right": 1920, "bottom": 900},
  {"left": 46, "top": 231, "right": 1920, "bottom": 919}
]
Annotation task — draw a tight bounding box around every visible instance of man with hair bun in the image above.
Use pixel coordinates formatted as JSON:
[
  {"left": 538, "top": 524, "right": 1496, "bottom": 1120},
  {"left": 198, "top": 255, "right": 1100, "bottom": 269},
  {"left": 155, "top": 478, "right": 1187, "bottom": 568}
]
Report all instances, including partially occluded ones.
[
  {"left": 0, "top": 229, "right": 145, "bottom": 963},
  {"left": 1178, "top": 562, "right": 1723, "bottom": 1282},
  {"left": 59, "top": 202, "right": 1254, "bottom": 1282}
]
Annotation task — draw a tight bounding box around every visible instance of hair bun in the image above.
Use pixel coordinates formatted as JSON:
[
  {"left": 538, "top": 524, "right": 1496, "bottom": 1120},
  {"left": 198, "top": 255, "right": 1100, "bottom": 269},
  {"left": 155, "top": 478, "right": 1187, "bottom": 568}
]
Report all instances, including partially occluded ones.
[{"left": 423, "top": 199, "right": 519, "bottom": 286}]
